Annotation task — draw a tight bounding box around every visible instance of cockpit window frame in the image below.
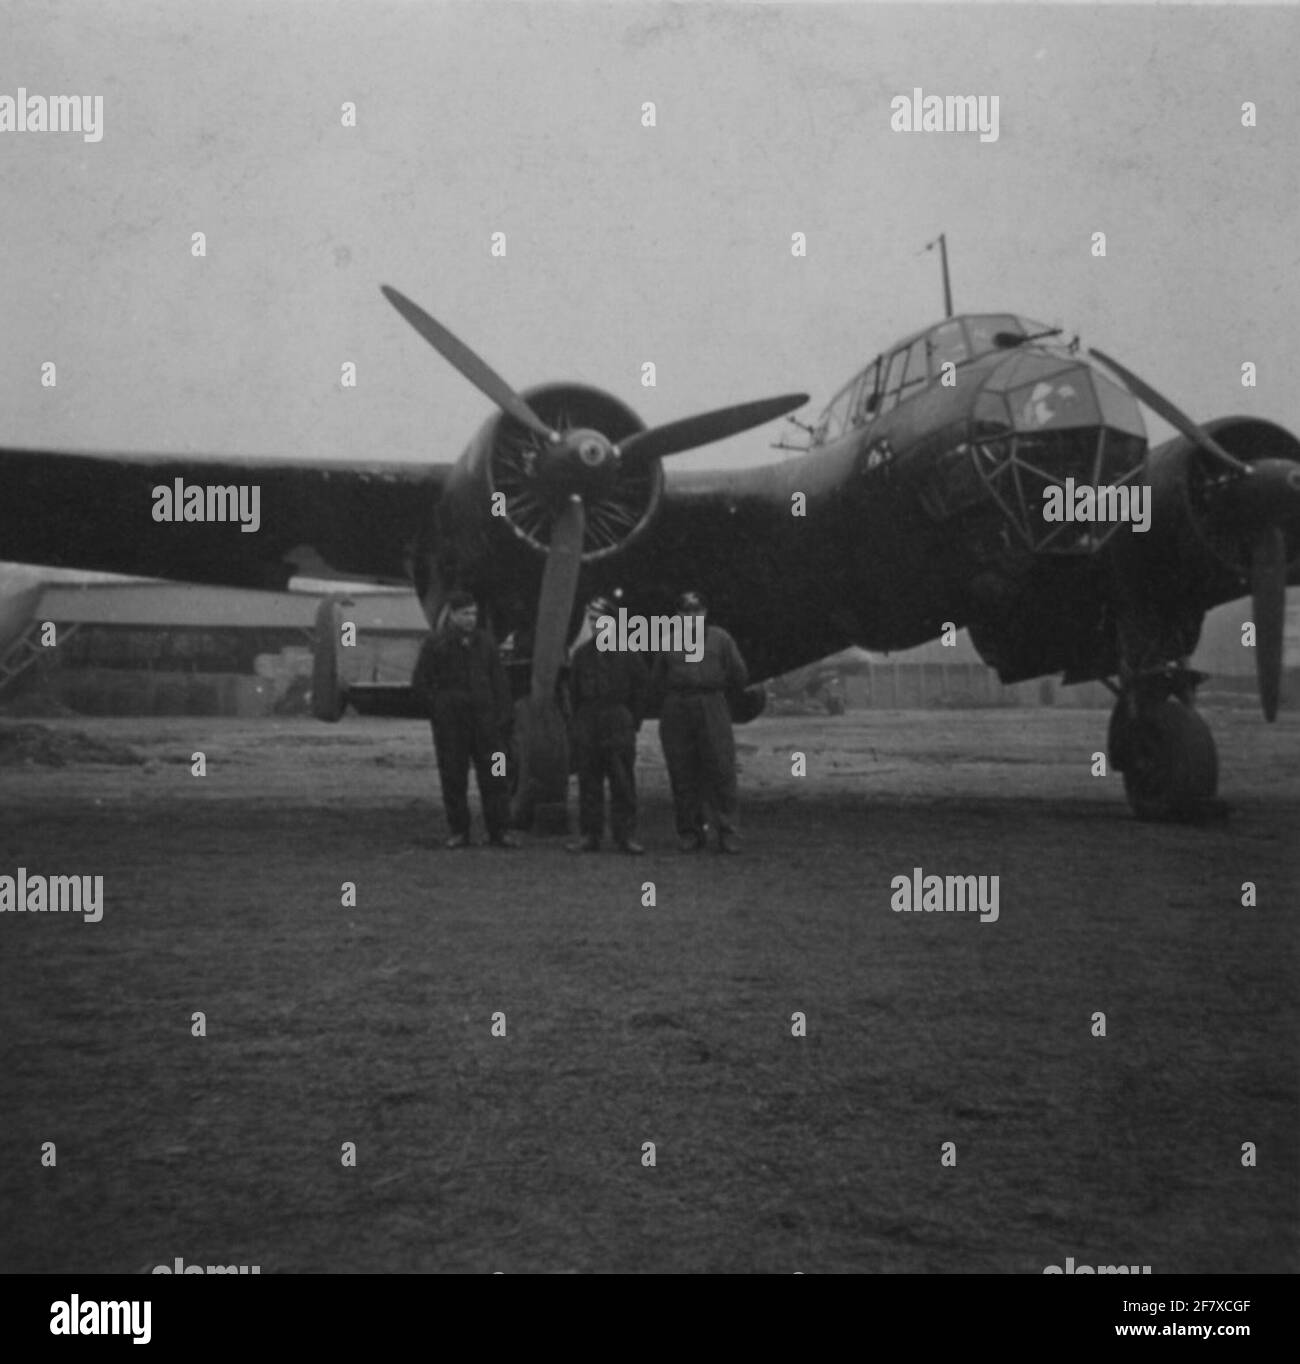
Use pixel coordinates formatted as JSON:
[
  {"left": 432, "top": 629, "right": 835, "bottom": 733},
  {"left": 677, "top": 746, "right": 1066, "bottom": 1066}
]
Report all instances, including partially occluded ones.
[
  {"left": 926, "top": 318, "right": 971, "bottom": 373},
  {"left": 814, "top": 379, "right": 857, "bottom": 445},
  {"left": 964, "top": 313, "right": 1024, "bottom": 360},
  {"left": 878, "top": 347, "right": 910, "bottom": 415},
  {"left": 814, "top": 313, "right": 1064, "bottom": 443},
  {"left": 852, "top": 357, "right": 882, "bottom": 426},
  {"left": 897, "top": 336, "right": 930, "bottom": 402}
]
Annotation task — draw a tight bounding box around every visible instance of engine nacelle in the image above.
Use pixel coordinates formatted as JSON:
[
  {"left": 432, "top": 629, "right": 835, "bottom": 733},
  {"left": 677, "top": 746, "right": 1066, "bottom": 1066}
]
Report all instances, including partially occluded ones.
[
  {"left": 435, "top": 384, "right": 661, "bottom": 581},
  {"left": 1111, "top": 415, "right": 1300, "bottom": 612}
]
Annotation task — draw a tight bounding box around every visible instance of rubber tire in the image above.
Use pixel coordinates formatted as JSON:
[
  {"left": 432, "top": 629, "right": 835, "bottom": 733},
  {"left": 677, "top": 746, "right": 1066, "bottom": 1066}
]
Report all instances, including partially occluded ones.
[{"left": 1121, "top": 697, "right": 1218, "bottom": 821}]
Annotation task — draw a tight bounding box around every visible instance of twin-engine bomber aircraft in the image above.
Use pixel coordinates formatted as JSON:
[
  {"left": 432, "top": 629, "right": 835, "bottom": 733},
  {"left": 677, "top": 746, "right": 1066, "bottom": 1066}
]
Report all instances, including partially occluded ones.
[{"left": 2, "top": 288, "right": 1298, "bottom": 823}]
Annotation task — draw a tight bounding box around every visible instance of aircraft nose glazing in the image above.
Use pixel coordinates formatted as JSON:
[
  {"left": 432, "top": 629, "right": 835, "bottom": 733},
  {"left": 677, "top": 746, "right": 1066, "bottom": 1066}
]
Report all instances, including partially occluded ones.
[{"left": 966, "top": 356, "right": 1148, "bottom": 554}]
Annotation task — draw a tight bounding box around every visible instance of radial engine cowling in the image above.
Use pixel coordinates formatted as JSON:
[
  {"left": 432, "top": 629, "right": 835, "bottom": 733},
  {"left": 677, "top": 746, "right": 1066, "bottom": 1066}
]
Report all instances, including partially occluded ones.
[
  {"left": 437, "top": 383, "right": 659, "bottom": 571},
  {"left": 1111, "top": 415, "right": 1300, "bottom": 609}
]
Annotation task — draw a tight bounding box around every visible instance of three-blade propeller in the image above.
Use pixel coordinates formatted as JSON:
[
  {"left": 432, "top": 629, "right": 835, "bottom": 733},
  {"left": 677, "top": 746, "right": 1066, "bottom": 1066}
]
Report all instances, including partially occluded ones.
[
  {"left": 381, "top": 287, "right": 559, "bottom": 443},
  {"left": 1089, "top": 349, "right": 1250, "bottom": 475},
  {"left": 383, "top": 284, "right": 808, "bottom": 824},
  {"left": 615, "top": 394, "right": 811, "bottom": 472},
  {"left": 1250, "top": 525, "right": 1287, "bottom": 722},
  {"left": 1090, "top": 347, "right": 1297, "bottom": 720},
  {"left": 382, "top": 284, "right": 807, "bottom": 488}
]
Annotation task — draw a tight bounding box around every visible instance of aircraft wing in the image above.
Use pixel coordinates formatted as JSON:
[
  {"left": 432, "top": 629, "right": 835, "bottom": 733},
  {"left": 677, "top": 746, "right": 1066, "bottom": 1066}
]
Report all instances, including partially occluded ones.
[{"left": 0, "top": 447, "right": 445, "bottom": 588}]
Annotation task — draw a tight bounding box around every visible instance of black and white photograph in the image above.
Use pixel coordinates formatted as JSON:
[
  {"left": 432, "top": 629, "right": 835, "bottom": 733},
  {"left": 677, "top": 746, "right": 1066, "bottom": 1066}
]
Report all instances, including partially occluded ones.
[{"left": 1, "top": 0, "right": 1296, "bottom": 1321}]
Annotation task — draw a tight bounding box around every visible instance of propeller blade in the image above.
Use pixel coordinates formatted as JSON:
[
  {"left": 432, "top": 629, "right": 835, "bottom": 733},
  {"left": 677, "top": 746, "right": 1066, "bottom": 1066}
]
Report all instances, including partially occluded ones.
[
  {"left": 381, "top": 286, "right": 557, "bottom": 443},
  {"left": 530, "top": 495, "right": 586, "bottom": 704},
  {"left": 1214, "top": 457, "right": 1300, "bottom": 528},
  {"left": 510, "top": 495, "right": 585, "bottom": 833},
  {"left": 1088, "top": 349, "right": 1250, "bottom": 475},
  {"left": 1250, "top": 523, "right": 1287, "bottom": 722},
  {"left": 617, "top": 393, "right": 809, "bottom": 469}
]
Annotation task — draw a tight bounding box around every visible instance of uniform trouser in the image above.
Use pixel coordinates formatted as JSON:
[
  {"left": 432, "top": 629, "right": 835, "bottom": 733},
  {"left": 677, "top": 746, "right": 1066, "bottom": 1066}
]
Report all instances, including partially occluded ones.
[
  {"left": 430, "top": 700, "right": 510, "bottom": 838},
  {"left": 573, "top": 706, "right": 638, "bottom": 843},
  {"left": 658, "top": 691, "right": 738, "bottom": 838}
]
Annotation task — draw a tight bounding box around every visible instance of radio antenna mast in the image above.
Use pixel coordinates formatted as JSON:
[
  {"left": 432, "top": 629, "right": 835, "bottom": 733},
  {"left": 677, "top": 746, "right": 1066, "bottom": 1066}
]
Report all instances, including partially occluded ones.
[{"left": 922, "top": 234, "right": 953, "bottom": 318}]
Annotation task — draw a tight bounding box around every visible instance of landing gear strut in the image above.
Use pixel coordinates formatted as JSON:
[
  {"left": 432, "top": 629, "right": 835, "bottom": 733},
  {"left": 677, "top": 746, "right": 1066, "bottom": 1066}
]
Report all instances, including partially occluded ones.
[{"left": 1107, "top": 663, "right": 1218, "bottom": 820}]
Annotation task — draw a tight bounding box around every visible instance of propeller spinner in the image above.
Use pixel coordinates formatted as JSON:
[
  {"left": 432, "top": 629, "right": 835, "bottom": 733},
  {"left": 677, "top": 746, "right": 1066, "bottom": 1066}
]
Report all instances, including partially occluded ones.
[{"left": 383, "top": 284, "right": 809, "bottom": 827}]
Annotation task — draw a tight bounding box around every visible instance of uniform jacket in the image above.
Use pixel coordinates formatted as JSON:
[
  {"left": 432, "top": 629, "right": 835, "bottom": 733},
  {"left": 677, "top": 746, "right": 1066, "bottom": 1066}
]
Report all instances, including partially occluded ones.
[
  {"left": 650, "top": 625, "right": 748, "bottom": 700},
  {"left": 412, "top": 628, "right": 513, "bottom": 729},
  {"left": 568, "top": 639, "right": 649, "bottom": 724}
]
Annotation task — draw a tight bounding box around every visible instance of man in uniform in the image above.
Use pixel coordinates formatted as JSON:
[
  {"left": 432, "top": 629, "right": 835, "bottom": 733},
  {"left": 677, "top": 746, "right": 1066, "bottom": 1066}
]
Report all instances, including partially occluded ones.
[
  {"left": 651, "top": 590, "right": 748, "bottom": 853},
  {"left": 566, "top": 593, "right": 648, "bottom": 854},
  {"left": 411, "top": 589, "right": 519, "bottom": 849}
]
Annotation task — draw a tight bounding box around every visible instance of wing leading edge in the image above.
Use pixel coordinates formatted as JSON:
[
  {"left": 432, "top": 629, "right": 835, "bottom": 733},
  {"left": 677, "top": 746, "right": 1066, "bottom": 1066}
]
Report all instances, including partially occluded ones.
[{"left": 0, "top": 447, "right": 446, "bottom": 589}]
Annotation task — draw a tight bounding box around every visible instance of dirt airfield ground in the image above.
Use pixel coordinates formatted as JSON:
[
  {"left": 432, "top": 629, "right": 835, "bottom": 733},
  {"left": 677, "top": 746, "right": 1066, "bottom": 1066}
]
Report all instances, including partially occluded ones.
[{"left": 0, "top": 706, "right": 1295, "bottom": 1274}]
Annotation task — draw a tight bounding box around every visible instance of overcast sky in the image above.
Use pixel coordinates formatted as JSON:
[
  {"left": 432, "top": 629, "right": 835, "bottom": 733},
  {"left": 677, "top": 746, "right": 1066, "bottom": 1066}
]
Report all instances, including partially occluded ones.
[{"left": 3, "top": 0, "right": 1297, "bottom": 486}]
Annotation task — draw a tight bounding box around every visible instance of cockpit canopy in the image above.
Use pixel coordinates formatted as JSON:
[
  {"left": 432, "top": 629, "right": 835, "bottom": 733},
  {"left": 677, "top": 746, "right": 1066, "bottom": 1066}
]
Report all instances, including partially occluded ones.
[{"left": 811, "top": 314, "right": 1060, "bottom": 446}]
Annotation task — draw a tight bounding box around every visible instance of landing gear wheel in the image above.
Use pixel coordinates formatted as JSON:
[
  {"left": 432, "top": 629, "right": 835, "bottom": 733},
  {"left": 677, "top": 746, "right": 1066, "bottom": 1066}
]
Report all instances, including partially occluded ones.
[{"left": 1119, "top": 697, "right": 1218, "bottom": 821}]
